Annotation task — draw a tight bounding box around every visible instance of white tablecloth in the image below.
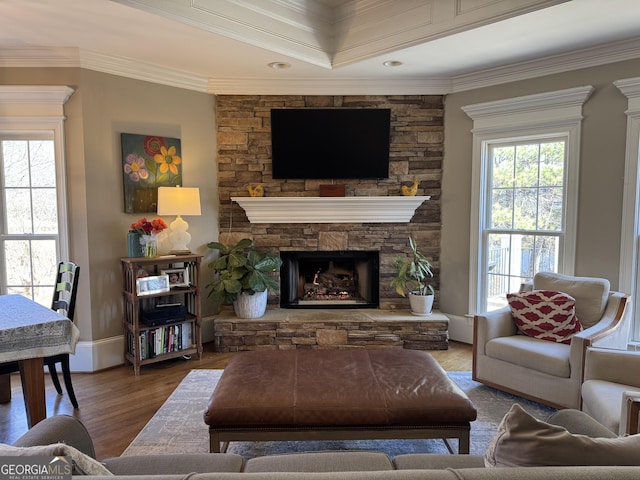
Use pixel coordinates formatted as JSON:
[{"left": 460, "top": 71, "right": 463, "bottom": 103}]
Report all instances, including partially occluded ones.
[{"left": 0, "top": 294, "right": 79, "bottom": 363}]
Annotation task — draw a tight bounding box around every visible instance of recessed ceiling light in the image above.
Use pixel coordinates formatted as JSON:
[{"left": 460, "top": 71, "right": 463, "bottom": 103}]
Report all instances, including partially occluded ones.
[
  {"left": 383, "top": 60, "right": 403, "bottom": 67},
  {"left": 268, "top": 62, "right": 291, "bottom": 70}
]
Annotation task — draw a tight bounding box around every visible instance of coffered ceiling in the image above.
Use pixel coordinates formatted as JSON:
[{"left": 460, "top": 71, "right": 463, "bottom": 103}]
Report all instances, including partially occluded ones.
[{"left": 0, "top": 0, "right": 639, "bottom": 95}]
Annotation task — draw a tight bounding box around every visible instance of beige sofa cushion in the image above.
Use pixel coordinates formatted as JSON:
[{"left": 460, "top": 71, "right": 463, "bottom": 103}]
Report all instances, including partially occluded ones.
[
  {"left": 486, "top": 335, "right": 571, "bottom": 378},
  {"left": 485, "top": 404, "right": 640, "bottom": 468},
  {"left": 245, "top": 452, "right": 394, "bottom": 473},
  {"left": 533, "top": 272, "right": 609, "bottom": 328}
]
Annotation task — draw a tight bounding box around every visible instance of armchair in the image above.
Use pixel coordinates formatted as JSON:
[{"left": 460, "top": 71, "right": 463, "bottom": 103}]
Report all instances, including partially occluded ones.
[
  {"left": 473, "top": 272, "right": 629, "bottom": 409},
  {"left": 582, "top": 346, "right": 640, "bottom": 435}
]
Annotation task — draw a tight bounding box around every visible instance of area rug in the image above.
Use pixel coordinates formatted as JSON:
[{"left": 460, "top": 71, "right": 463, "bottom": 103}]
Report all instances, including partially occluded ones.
[{"left": 122, "top": 369, "right": 556, "bottom": 459}]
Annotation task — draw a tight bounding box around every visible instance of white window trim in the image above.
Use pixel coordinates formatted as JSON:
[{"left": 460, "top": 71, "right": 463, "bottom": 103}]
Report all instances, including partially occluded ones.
[
  {"left": 0, "top": 85, "right": 75, "bottom": 265},
  {"left": 615, "top": 77, "right": 640, "bottom": 341},
  {"left": 462, "top": 86, "right": 594, "bottom": 315}
]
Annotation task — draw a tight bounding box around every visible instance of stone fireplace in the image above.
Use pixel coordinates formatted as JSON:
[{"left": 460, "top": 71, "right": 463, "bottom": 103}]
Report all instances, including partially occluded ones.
[
  {"left": 216, "top": 94, "right": 443, "bottom": 311},
  {"left": 280, "top": 250, "right": 379, "bottom": 308}
]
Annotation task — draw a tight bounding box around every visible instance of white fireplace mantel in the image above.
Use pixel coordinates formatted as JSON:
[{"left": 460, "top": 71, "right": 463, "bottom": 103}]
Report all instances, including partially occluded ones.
[{"left": 230, "top": 196, "right": 430, "bottom": 223}]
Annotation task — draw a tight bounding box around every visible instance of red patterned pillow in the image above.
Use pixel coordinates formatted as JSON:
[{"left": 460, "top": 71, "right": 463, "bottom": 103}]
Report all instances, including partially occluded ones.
[{"left": 506, "top": 290, "right": 582, "bottom": 344}]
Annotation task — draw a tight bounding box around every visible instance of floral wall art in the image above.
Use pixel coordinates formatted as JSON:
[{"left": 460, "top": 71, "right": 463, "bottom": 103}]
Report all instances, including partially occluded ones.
[{"left": 121, "top": 133, "right": 182, "bottom": 213}]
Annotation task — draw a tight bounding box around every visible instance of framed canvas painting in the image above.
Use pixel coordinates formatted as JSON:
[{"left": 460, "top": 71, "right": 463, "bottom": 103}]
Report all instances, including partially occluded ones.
[{"left": 121, "top": 133, "right": 182, "bottom": 213}]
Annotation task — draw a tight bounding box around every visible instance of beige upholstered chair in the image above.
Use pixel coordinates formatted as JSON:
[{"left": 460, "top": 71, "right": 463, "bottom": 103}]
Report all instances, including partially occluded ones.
[
  {"left": 473, "top": 272, "right": 630, "bottom": 409},
  {"left": 582, "top": 347, "right": 640, "bottom": 435}
]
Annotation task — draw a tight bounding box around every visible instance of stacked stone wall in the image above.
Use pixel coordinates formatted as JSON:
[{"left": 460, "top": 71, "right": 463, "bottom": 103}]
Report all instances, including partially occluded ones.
[{"left": 216, "top": 95, "right": 443, "bottom": 310}]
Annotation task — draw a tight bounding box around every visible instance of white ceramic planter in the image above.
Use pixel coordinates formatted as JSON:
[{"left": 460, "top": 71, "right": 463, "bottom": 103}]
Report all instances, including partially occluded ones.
[
  {"left": 233, "top": 290, "right": 268, "bottom": 319},
  {"left": 408, "top": 292, "right": 434, "bottom": 316}
]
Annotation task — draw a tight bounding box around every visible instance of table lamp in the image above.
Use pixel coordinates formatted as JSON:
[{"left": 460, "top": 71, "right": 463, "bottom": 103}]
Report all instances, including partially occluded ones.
[{"left": 157, "top": 186, "right": 201, "bottom": 254}]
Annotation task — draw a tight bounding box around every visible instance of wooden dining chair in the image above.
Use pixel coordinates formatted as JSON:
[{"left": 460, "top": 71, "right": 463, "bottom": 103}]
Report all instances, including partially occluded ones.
[{"left": 0, "top": 261, "right": 81, "bottom": 408}]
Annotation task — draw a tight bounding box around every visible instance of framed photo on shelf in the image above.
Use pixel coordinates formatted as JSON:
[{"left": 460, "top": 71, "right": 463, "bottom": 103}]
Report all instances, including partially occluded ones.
[
  {"left": 161, "top": 267, "right": 190, "bottom": 288},
  {"left": 136, "top": 274, "right": 170, "bottom": 296}
]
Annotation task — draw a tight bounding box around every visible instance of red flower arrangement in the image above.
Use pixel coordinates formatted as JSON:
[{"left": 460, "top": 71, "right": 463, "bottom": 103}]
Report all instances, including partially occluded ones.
[{"left": 129, "top": 217, "right": 168, "bottom": 235}]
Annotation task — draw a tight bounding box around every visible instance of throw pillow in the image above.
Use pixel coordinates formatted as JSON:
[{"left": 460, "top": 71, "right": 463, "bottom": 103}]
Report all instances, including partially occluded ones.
[
  {"left": 485, "top": 404, "right": 640, "bottom": 468},
  {"left": 0, "top": 443, "right": 113, "bottom": 475},
  {"left": 507, "top": 290, "right": 582, "bottom": 344}
]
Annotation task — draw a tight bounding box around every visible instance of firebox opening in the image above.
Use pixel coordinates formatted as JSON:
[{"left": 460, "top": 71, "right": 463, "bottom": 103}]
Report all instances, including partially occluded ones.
[{"left": 280, "top": 251, "right": 379, "bottom": 309}]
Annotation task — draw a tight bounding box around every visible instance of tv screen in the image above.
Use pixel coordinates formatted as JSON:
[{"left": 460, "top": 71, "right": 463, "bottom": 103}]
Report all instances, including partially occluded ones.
[{"left": 270, "top": 108, "right": 391, "bottom": 179}]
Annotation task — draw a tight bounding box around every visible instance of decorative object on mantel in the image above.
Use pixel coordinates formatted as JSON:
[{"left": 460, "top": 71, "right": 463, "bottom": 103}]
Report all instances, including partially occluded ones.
[
  {"left": 319, "top": 184, "right": 346, "bottom": 197},
  {"left": 128, "top": 217, "right": 168, "bottom": 258},
  {"left": 390, "top": 236, "right": 435, "bottom": 316},
  {"left": 121, "top": 133, "right": 182, "bottom": 213},
  {"left": 401, "top": 178, "right": 420, "bottom": 196},
  {"left": 247, "top": 184, "right": 264, "bottom": 197},
  {"left": 231, "top": 196, "right": 430, "bottom": 223},
  {"left": 206, "top": 238, "right": 283, "bottom": 319}
]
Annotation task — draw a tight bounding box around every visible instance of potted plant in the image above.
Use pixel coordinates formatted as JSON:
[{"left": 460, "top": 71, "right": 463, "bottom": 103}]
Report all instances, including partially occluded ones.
[
  {"left": 206, "top": 238, "right": 283, "bottom": 318},
  {"left": 390, "top": 236, "right": 435, "bottom": 316}
]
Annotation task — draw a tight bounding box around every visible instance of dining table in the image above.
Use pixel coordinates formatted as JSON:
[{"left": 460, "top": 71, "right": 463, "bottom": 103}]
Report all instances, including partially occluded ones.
[{"left": 0, "top": 294, "right": 80, "bottom": 427}]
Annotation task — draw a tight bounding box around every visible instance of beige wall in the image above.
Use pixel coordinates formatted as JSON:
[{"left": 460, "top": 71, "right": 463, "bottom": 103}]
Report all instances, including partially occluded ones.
[
  {"left": 441, "top": 58, "right": 640, "bottom": 318},
  {"left": 0, "top": 68, "right": 219, "bottom": 349}
]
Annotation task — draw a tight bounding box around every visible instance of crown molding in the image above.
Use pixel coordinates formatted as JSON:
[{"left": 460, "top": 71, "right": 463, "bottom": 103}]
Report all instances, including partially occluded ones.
[
  {"left": 0, "top": 47, "right": 80, "bottom": 68},
  {"left": 1, "top": 36, "right": 640, "bottom": 96},
  {"left": 452, "top": 36, "right": 640, "bottom": 93},
  {"left": 79, "top": 51, "right": 211, "bottom": 93},
  {"left": 207, "top": 76, "right": 452, "bottom": 95},
  {"left": 0, "top": 85, "right": 75, "bottom": 104}
]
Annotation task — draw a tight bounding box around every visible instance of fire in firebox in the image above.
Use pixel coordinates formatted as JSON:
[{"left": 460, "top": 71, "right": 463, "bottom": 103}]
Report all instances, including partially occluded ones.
[
  {"left": 280, "top": 250, "right": 379, "bottom": 309},
  {"left": 303, "top": 262, "right": 358, "bottom": 303}
]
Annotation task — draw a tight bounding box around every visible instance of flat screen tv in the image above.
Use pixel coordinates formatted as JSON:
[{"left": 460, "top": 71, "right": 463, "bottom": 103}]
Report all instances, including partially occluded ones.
[{"left": 270, "top": 108, "right": 391, "bottom": 179}]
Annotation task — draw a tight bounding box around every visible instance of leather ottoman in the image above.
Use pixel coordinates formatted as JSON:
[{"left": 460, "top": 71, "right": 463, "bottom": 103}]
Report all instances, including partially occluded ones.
[{"left": 204, "top": 349, "right": 477, "bottom": 454}]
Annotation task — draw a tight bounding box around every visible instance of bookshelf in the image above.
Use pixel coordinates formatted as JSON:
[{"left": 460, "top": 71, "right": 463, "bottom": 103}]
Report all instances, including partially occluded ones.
[{"left": 120, "top": 254, "right": 203, "bottom": 375}]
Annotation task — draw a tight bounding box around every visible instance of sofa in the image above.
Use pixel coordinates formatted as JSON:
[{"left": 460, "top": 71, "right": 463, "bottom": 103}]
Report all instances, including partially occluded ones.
[
  {"left": 582, "top": 346, "right": 640, "bottom": 435},
  {"left": 4, "top": 408, "right": 640, "bottom": 479},
  {"left": 473, "top": 272, "right": 630, "bottom": 409}
]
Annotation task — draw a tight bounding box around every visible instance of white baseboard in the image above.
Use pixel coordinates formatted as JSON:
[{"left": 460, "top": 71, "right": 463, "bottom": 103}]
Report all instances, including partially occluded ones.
[
  {"left": 446, "top": 313, "right": 474, "bottom": 345},
  {"left": 68, "top": 315, "right": 217, "bottom": 372}
]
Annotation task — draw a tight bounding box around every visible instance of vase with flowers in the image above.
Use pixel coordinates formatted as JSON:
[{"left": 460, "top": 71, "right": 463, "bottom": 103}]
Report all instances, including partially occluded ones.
[{"left": 128, "top": 217, "right": 168, "bottom": 258}]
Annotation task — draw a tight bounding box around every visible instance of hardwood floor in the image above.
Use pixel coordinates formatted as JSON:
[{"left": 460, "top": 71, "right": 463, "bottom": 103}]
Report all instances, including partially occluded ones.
[{"left": 0, "top": 341, "right": 472, "bottom": 460}]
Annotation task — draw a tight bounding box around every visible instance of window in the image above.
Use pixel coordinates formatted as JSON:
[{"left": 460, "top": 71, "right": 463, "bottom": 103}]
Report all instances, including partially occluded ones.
[
  {"left": 483, "top": 138, "right": 565, "bottom": 310},
  {"left": 616, "top": 77, "right": 640, "bottom": 343},
  {"left": 463, "top": 86, "right": 593, "bottom": 314},
  {"left": 1, "top": 137, "right": 59, "bottom": 303},
  {"left": 0, "top": 86, "right": 73, "bottom": 306}
]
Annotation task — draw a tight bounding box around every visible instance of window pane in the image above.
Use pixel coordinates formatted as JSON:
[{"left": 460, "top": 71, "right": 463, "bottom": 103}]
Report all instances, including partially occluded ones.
[
  {"left": 5, "top": 188, "right": 32, "bottom": 234},
  {"left": 32, "top": 189, "right": 58, "bottom": 233},
  {"left": 32, "top": 240, "right": 57, "bottom": 287},
  {"left": 492, "top": 146, "right": 514, "bottom": 188},
  {"left": 486, "top": 233, "right": 528, "bottom": 310},
  {"left": 490, "top": 188, "right": 513, "bottom": 229},
  {"left": 2, "top": 141, "right": 30, "bottom": 187},
  {"left": 4, "top": 240, "right": 32, "bottom": 286},
  {"left": 540, "top": 142, "right": 564, "bottom": 187},
  {"left": 538, "top": 187, "right": 563, "bottom": 231},
  {"left": 513, "top": 188, "right": 538, "bottom": 230},
  {"left": 515, "top": 144, "right": 540, "bottom": 187},
  {"left": 30, "top": 141, "right": 56, "bottom": 188}
]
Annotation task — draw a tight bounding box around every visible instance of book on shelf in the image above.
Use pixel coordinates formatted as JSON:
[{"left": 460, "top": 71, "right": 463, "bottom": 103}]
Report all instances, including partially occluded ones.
[{"left": 133, "top": 323, "right": 192, "bottom": 360}]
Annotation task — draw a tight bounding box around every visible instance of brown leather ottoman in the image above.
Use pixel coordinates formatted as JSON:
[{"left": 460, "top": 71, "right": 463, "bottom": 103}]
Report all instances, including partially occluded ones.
[{"left": 204, "top": 349, "right": 477, "bottom": 454}]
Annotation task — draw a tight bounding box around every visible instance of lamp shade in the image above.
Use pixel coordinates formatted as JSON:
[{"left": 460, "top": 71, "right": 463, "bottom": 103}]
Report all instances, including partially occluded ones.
[{"left": 157, "top": 186, "right": 201, "bottom": 216}]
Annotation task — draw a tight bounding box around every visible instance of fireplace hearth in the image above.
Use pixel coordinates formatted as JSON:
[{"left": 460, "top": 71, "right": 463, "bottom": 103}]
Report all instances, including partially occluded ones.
[{"left": 280, "top": 251, "right": 379, "bottom": 309}]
